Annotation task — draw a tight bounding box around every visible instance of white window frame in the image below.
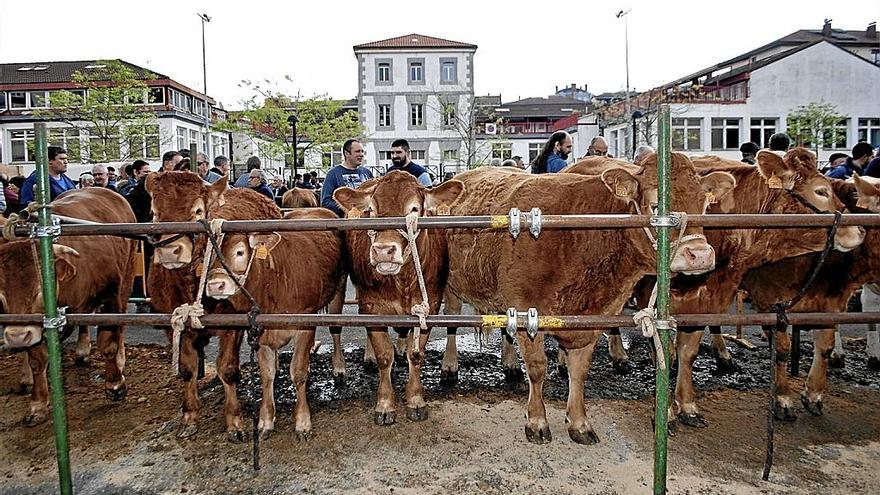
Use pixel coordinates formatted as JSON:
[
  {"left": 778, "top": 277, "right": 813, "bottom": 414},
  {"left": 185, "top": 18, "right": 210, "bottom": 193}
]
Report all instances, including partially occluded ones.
[
  {"left": 29, "top": 91, "right": 49, "bottom": 108},
  {"left": 528, "top": 142, "right": 542, "bottom": 163},
  {"left": 858, "top": 118, "right": 880, "bottom": 147},
  {"left": 442, "top": 149, "right": 459, "bottom": 162},
  {"left": 10, "top": 129, "right": 35, "bottom": 162},
  {"left": 410, "top": 150, "right": 427, "bottom": 161},
  {"left": 443, "top": 104, "right": 456, "bottom": 127},
  {"left": 672, "top": 118, "right": 702, "bottom": 151},
  {"left": 711, "top": 118, "right": 741, "bottom": 150},
  {"left": 49, "top": 127, "right": 83, "bottom": 162},
  {"left": 409, "top": 62, "right": 424, "bottom": 83},
  {"left": 491, "top": 142, "right": 513, "bottom": 160},
  {"left": 177, "top": 127, "right": 187, "bottom": 151},
  {"left": 378, "top": 104, "right": 392, "bottom": 128},
  {"left": 10, "top": 91, "right": 27, "bottom": 109},
  {"left": 377, "top": 63, "right": 391, "bottom": 82},
  {"left": 0, "top": 92, "right": 6, "bottom": 111},
  {"left": 410, "top": 104, "right": 424, "bottom": 127},
  {"left": 749, "top": 118, "right": 776, "bottom": 148},
  {"left": 822, "top": 118, "right": 848, "bottom": 150}
]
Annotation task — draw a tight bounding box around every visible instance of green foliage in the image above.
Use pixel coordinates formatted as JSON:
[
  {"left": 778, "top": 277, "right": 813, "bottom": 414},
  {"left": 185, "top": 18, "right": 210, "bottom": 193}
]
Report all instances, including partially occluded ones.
[
  {"left": 786, "top": 102, "right": 846, "bottom": 152},
  {"left": 216, "top": 79, "right": 361, "bottom": 171},
  {"left": 35, "top": 60, "right": 163, "bottom": 162}
]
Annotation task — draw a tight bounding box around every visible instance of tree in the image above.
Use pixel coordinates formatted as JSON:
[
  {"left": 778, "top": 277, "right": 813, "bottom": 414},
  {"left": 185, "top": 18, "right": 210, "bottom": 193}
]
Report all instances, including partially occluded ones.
[
  {"left": 218, "top": 78, "right": 361, "bottom": 179},
  {"left": 432, "top": 93, "right": 502, "bottom": 170},
  {"left": 786, "top": 102, "right": 846, "bottom": 154},
  {"left": 36, "top": 60, "right": 165, "bottom": 163}
]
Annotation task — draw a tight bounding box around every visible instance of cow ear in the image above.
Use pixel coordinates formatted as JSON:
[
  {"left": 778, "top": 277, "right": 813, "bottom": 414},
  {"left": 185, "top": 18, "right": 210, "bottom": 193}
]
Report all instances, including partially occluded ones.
[
  {"left": 600, "top": 168, "right": 639, "bottom": 202},
  {"left": 756, "top": 150, "right": 796, "bottom": 190},
  {"left": 853, "top": 173, "right": 880, "bottom": 212},
  {"left": 207, "top": 175, "right": 228, "bottom": 209},
  {"left": 333, "top": 187, "right": 371, "bottom": 215},
  {"left": 248, "top": 233, "right": 282, "bottom": 253},
  {"left": 52, "top": 245, "right": 80, "bottom": 283},
  {"left": 424, "top": 180, "right": 465, "bottom": 215},
  {"left": 144, "top": 172, "right": 158, "bottom": 193},
  {"left": 699, "top": 171, "right": 737, "bottom": 208}
]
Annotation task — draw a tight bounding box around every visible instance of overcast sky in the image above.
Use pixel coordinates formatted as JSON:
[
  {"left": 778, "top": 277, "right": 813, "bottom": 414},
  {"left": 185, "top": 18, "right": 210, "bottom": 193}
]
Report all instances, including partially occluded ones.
[{"left": 1, "top": 0, "right": 878, "bottom": 109}]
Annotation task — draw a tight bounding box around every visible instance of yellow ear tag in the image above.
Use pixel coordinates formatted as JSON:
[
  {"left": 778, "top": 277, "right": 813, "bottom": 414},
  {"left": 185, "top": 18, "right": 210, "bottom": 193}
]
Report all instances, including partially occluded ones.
[
  {"left": 346, "top": 208, "right": 362, "bottom": 219},
  {"left": 255, "top": 245, "right": 269, "bottom": 260},
  {"left": 615, "top": 184, "right": 629, "bottom": 198},
  {"left": 705, "top": 191, "right": 717, "bottom": 204},
  {"left": 767, "top": 174, "right": 783, "bottom": 189},
  {"left": 436, "top": 203, "right": 451, "bottom": 216}
]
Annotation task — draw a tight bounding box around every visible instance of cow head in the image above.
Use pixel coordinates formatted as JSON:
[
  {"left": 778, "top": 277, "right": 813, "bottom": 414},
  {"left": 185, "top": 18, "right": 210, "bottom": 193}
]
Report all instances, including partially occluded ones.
[
  {"left": 623, "top": 153, "right": 736, "bottom": 275},
  {"left": 333, "top": 171, "right": 464, "bottom": 276},
  {"left": 1, "top": 243, "right": 79, "bottom": 348},
  {"left": 204, "top": 233, "right": 282, "bottom": 299},
  {"left": 755, "top": 149, "right": 865, "bottom": 252},
  {"left": 145, "top": 171, "right": 228, "bottom": 268},
  {"left": 852, "top": 174, "right": 880, "bottom": 212}
]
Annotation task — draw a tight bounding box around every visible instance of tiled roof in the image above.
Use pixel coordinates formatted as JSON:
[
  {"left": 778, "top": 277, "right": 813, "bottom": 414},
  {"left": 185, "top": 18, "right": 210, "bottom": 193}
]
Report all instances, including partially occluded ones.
[
  {"left": 353, "top": 33, "right": 477, "bottom": 51},
  {"left": 0, "top": 59, "right": 167, "bottom": 85}
]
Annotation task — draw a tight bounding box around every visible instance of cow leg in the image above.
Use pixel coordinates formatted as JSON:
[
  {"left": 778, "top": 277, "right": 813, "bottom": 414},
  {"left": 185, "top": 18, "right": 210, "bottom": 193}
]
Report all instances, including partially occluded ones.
[
  {"left": 97, "top": 325, "right": 127, "bottom": 401},
  {"left": 518, "top": 331, "right": 550, "bottom": 444},
  {"left": 441, "top": 291, "right": 462, "bottom": 384},
  {"left": 19, "top": 353, "right": 33, "bottom": 395},
  {"left": 606, "top": 328, "right": 630, "bottom": 374},
  {"left": 256, "top": 344, "right": 277, "bottom": 439},
  {"left": 803, "top": 328, "right": 835, "bottom": 416},
  {"left": 405, "top": 329, "right": 431, "bottom": 421},
  {"left": 502, "top": 334, "right": 523, "bottom": 382},
  {"left": 291, "top": 328, "right": 316, "bottom": 440},
  {"left": 219, "top": 330, "right": 245, "bottom": 442},
  {"left": 178, "top": 332, "right": 202, "bottom": 438},
  {"left": 23, "top": 344, "right": 49, "bottom": 426},
  {"left": 673, "top": 329, "right": 707, "bottom": 427},
  {"left": 709, "top": 326, "right": 735, "bottom": 374},
  {"left": 557, "top": 347, "right": 568, "bottom": 378},
  {"left": 393, "top": 327, "right": 409, "bottom": 366},
  {"left": 368, "top": 326, "right": 396, "bottom": 425},
  {"left": 363, "top": 331, "right": 377, "bottom": 372},
  {"left": 868, "top": 325, "right": 880, "bottom": 371},
  {"left": 565, "top": 339, "right": 601, "bottom": 444},
  {"left": 75, "top": 326, "right": 92, "bottom": 366},
  {"left": 829, "top": 329, "right": 846, "bottom": 369},
  {"left": 327, "top": 281, "right": 346, "bottom": 385},
  {"left": 763, "top": 325, "right": 796, "bottom": 422}
]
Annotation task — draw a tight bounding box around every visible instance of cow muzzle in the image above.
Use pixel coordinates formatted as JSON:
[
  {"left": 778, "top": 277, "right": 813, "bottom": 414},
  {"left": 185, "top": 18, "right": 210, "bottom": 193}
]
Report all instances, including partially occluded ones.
[
  {"left": 153, "top": 238, "right": 193, "bottom": 269},
  {"left": 370, "top": 241, "right": 404, "bottom": 276},
  {"left": 670, "top": 238, "right": 716, "bottom": 275},
  {"left": 834, "top": 225, "right": 865, "bottom": 253},
  {"left": 205, "top": 272, "right": 239, "bottom": 299},
  {"left": 3, "top": 325, "right": 42, "bottom": 348}
]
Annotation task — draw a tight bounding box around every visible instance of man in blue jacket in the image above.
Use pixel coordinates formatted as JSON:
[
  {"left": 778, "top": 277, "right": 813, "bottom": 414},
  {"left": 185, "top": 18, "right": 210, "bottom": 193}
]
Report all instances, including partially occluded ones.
[
  {"left": 20, "top": 146, "right": 76, "bottom": 205},
  {"left": 388, "top": 139, "right": 432, "bottom": 186},
  {"left": 530, "top": 131, "right": 572, "bottom": 174},
  {"left": 321, "top": 138, "right": 373, "bottom": 217},
  {"left": 826, "top": 142, "right": 875, "bottom": 179}
]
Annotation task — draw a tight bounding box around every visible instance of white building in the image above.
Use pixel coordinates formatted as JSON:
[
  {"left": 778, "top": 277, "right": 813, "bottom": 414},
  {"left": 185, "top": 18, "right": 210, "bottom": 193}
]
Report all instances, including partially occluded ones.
[
  {"left": 0, "top": 59, "right": 230, "bottom": 178},
  {"left": 574, "top": 22, "right": 880, "bottom": 163},
  {"left": 353, "top": 34, "right": 477, "bottom": 178}
]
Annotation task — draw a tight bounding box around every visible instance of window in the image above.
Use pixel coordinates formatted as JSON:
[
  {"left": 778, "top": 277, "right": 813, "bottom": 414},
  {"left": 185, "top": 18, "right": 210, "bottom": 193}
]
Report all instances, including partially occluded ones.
[
  {"left": 29, "top": 91, "right": 48, "bottom": 108},
  {"left": 443, "top": 104, "right": 456, "bottom": 127},
  {"left": 177, "top": 127, "right": 187, "bottom": 151},
  {"left": 131, "top": 125, "right": 160, "bottom": 159},
  {"left": 202, "top": 133, "right": 208, "bottom": 154},
  {"left": 858, "top": 118, "right": 880, "bottom": 147},
  {"left": 609, "top": 129, "right": 620, "bottom": 157},
  {"left": 189, "top": 129, "right": 199, "bottom": 151},
  {"left": 750, "top": 118, "right": 776, "bottom": 148},
  {"left": 492, "top": 143, "right": 513, "bottom": 160},
  {"left": 88, "top": 127, "right": 120, "bottom": 162},
  {"left": 440, "top": 59, "right": 457, "bottom": 84},
  {"left": 10, "top": 130, "right": 34, "bottom": 162},
  {"left": 148, "top": 87, "right": 165, "bottom": 105},
  {"left": 442, "top": 149, "right": 459, "bottom": 162},
  {"left": 377, "top": 62, "right": 391, "bottom": 83},
  {"left": 0, "top": 92, "right": 6, "bottom": 110},
  {"left": 410, "top": 150, "right": 426, "bottom": 161},
  {"left": 10, "top": 91, "right": 27, "bottom": 109},
  {"left": 378, "top": 104, "right": 392, "bottom": 127},
  {"left": 212, "top": 135, "right": 229, "bottom": 158},
  {"left": 49, "top": 128, "right": 82, "bottom": 162},
  {"left": 822, "top": 119, "right": 848, "bottom": 149},
  {"left": 378, "top": 150, "right": 393, "bottom": 162},
  {"left": 193, "top": 99, "right": 205, "bottom": 117},
  {"left": 410, "top": 104, "right": 424, "bottom": 127},
  {"left": 51, "top": 89, "right": 86, "bottom": 107},
  {"left": 408, "top": 59, "right": 424, "bottom": 84},
  {"left": 672, "top": 118, "right": 702, "bottom": 151},
  {"left": 528, "top": 143, "right": 542, "bottom": 163},
  {"left": 323, "top": 148, "right": 343, "bottom": 167},
  {"left": 711, "top": 118, "right": 740, "bottom": 150}
]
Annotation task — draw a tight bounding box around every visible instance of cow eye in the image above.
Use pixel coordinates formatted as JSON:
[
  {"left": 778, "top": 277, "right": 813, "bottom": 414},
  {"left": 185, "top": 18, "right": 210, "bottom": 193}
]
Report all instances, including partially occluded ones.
[
  {"left": 236, "top": 250, "right": 245, "bottom": 257},
  {"left": 195, "top": 208, "right": 204, "bottom": 216},
  {"left": 814, "top": 188, "right": 830, "bottom": 198}
]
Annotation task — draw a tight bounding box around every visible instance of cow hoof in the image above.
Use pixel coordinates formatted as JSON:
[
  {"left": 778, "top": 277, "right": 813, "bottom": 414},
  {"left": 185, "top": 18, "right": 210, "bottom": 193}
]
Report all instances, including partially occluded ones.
[
  {"left": 227, "top": 429, "right": 248, "bottom": 443},
  {"left": 22, "top": 411, "right": 48, "bottom": 427},
  {"left": 406, "top": 406, "right": 428, "bottom": 422},
  {"left": 773, "top": 403, "right": 798, "bottom": 422},
  {"left": 801, "top": 393, "right": 824, "bottom": 416},
  {"left": 177, "top": 424, "right": 199, "bottom": 438},
  {"left": 503, "top": 367, "right": 524, "bottom": 383},
  {"left": 333, "top": 372, "right": 346, "bottom": 388},
  {"left": 74, "top": 355, "right": 91, "bottom": 366},
  {"left": 828, "top": 354, "right": 846, "bottom": 369},
  {"left": 612, "top": 359, "right": 631, "bottom": 375},
  {"left": 677, "top": 413, "right": 708, "bottom": 428},
  {"left": 373, "top": 410, "right": 396, "bottom": 426},
  {"left": 106, "top": 386, "right": 127, "bottom": 402},
  {"left": 568, "top": 428, "right": 600, "bottom": 445},
  {"left": 17, "top": 383, "right": 32, "bottom": 395},
  {"left": 524, "top": 424, "right": 552, "bottom": 444},
  {"left": 867, "top": 356, "right": 880, "bottom": 371},
  {"left": 713, "top": 356, "right": 738, "bottom": 375},
  {"left": 295, "top": 430, "right": 312, "bottom": 442},
  {"left": 363, "top": 360, "right": 378, "bottom": 373}
]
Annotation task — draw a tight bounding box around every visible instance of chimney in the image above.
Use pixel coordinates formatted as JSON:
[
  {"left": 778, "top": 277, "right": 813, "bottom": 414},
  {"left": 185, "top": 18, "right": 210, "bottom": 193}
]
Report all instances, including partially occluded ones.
[
  {"left": 571, "top": 83, "right": 576, "bottom": 93},
  {"left": 822, "top": 19, "right": 832, "bottom": 36},
  {"left": 555, "top": 85, "right": 559, "bottom": 93},
  {"left": 869, "top": 22, "right": 877, "bottom": 37}
]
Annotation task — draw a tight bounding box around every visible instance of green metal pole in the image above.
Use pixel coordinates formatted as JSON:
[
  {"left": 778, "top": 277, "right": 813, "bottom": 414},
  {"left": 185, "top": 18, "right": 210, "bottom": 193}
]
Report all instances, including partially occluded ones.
[
  {"left": 653, "top": 105, "right": 672, "bottom": 495},
  {"left": 34, "top": 123, "right": 74, "bottom": 495}
]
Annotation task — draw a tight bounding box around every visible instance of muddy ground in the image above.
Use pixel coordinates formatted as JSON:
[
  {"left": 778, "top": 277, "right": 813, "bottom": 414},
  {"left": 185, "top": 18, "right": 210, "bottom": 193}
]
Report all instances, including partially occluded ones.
[{"left": 1, "top": 331, "right": 879, "bottom": 495}]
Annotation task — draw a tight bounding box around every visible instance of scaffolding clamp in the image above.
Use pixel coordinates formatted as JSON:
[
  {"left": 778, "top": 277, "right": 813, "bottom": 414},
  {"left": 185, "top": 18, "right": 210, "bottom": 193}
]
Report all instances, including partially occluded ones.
[
  {"left": 529, "top": 208, "right": 542, "bottom": 238},
  {"left": 508, "top": 208, "right": 521, "bottom": 239},
  {"left": 505, "top": 308, "right": 518, "bottom": 339},
  {"left": 526, "top": 308, "right": 539, "bottom": 340},
  {"left": 43, "top": 307, "right": 67, "bottom": 329},
  {"left": 650, "top": 213, "right": 682, "bottom": 229}
]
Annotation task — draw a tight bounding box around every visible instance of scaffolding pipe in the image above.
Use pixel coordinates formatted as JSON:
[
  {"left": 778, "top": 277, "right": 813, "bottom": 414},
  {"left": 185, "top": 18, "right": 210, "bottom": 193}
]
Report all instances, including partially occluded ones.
[
  {"left": 33, "top": 123, "right": 73, "bottom": 495},
  {"left": 654, "top": 105, "right": 672, "bottom": 495}
]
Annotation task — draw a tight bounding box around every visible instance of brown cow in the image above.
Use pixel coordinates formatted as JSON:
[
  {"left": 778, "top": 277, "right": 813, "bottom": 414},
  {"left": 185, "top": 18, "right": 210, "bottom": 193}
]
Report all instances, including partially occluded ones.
[
  {"left": 333, "top": 172, "right": 464, "bottom": 425},
  {"left": 204, "top": 208, "right": 345, "bottom": 439},
  {"left": 281, "top": 187, "right": 319, "bottom": 208},
  {"left": 145, "top": 171, "right": 281, "bottom": 441},
  {"left": 445, "top": 155, "right": 729, "bottom": 444},
  {"left": 2, "top": 188, "right": 136, "bottom": 425},
  {"left": 741, "top": 175, "right": 880, "bottom": 419}
]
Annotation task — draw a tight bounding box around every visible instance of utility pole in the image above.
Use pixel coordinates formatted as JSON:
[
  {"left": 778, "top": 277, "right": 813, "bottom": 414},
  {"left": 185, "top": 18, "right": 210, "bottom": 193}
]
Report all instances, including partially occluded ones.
[
  {"left": 617, "top": 8, "right": 632, "bottom": 158},
  {"left": 197, "top": 13, "right": 211, "bottom": 160}
]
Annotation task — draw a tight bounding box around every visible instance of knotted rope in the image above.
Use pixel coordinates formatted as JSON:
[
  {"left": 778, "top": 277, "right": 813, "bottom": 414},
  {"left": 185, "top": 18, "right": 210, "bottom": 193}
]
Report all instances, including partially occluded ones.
[
  {"left": 632, "top": 283, "right": 670, "bottom": 372},
  {"left": 2, "top": 213, "right": 21, "bottom": 241}
]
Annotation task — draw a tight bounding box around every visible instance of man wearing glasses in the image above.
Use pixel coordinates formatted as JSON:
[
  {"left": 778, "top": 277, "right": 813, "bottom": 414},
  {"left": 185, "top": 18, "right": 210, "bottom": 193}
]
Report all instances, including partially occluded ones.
[
  {"left": 91, "top": 164, "right": 117, "bottom": 192},
  {"left": 196, "top": 152, "right": 223, "bottom": 184},
  {"left": 585, "top": 136, "right": 609, "bottom": 157}
]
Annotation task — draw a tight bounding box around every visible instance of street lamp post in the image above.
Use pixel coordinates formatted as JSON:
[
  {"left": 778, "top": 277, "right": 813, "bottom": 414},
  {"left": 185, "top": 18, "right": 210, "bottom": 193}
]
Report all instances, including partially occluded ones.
[
  {"left": 287, "top": 115, "right": 299, "bottom": 186},
  {"left": 632, "top": 110, "right": 644, "bottom": 159},
  {"left": 617, "top": 8, "right": 632, "bottom": 157},
  {"left": 197, "top": 13, "right": 211, "bottom": 162}
]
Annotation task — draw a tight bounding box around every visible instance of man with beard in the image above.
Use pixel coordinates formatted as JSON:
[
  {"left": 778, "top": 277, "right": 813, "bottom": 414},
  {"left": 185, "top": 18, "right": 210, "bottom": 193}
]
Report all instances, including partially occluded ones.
[
  {"left": 388, "top": 138, "right": 432, "bottom": 186},
  {"left": 530, "top": 131, "right": 573, "bottom": 174}
]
